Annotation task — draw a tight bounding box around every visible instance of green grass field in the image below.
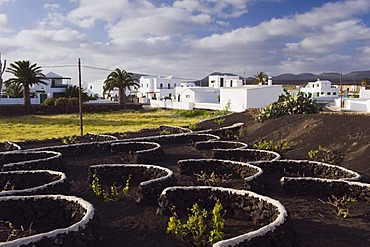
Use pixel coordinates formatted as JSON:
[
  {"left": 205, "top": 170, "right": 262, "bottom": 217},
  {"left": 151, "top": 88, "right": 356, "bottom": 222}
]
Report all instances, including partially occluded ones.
[{"left": 0, "top": 109, "right": 211, "bottom": 142}]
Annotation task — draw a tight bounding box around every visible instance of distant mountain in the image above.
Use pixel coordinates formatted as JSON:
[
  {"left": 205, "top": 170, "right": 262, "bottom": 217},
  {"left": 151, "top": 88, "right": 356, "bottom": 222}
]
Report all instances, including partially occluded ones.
[{"left": 197, "top": 70, "right": 370, "bottom": 85}]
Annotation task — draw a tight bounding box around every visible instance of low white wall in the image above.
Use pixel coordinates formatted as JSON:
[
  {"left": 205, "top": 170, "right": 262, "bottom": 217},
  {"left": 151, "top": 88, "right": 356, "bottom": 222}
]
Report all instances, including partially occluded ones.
[
  {"left": 346, "top": 99, "right": 370, "bottom": 112},
  {"left": 0, "top": 98, "right": 40, "bottom": 105},
  {"left": 359, "top": 87, "right": 370, "bottom": 98},
  {"left": 150, "top": 99, "right": 194, "bottom": 110},
  {"left": 194, "top": 102, "right": 221, "bottom": 111}
]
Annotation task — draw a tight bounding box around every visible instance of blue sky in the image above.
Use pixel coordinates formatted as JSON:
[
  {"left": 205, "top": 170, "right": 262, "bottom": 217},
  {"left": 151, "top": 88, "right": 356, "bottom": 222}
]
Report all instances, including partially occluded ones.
[{"left": 1, "top": 0, "right": 370, "bottom": 83}]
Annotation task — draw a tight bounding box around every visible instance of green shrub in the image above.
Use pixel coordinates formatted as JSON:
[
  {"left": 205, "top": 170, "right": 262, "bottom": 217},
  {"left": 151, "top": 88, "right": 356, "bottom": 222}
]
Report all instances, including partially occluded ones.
[
  {"left": 308, "top": 145, "right": 336, "bottom": 163},
  {"left": 256, "top": 89, "right": 318, "bottom": 122},
  {"left": 67, "top": 97, "right": 79, "bottom": 106},
  {"left": 42, "top": 98, "right": 56, "bottom": 106},
  {"left": 252, "top": 139, "right": 291, "bottom": 152},
  {"left": 54, "top": 97, "right": 69, "bottom": 106},
  {"left": 167, "top": 200, "right": 225, "bottom": 246},
  {"left": 188, "top": 123, "right": 197, "bottom": 131}
]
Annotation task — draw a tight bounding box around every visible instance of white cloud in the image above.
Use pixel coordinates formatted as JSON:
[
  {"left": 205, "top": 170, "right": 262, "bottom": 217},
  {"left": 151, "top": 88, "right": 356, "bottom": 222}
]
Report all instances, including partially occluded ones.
[
  {"left": 0, "top": 13, "right": 8, "bottom": 30},
  {"left": 2, "top": 0, "right": 370, "bottom": 83},
  {"left": 67, "top": 0, "right": 135, "bottom": 28},
  {"left": 0, "top": 0, "right": 12, "bottom": 6}
]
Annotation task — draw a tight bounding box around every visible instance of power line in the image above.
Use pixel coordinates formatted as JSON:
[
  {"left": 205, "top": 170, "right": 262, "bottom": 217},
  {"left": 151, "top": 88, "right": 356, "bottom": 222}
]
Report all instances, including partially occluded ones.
[
  {"left": 39, "top": 62, "right": 199, "bottom": 81},
  {"left": 39, "top": 64, "right": 75, "bottom": 68},
  {"left": 81, "top": 65, "right": 112, "bottom": 72}
]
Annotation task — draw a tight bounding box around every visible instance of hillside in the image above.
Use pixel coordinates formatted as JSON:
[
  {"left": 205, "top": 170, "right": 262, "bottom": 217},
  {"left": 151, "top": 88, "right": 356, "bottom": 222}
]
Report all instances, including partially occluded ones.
[
  {"left": 196, "top": 112, "right": 370, "bottom": 179},
  {"left": 198, "top": 70, "right": 370, "bottom": 85}
]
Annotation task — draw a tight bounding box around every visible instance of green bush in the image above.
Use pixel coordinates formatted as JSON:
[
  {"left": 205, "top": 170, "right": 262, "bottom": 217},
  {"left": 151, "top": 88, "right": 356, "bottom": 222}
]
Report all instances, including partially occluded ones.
[
  {"left": 256, "top": 89, "right": 318, "bottom": 122},
  {"left": 252, "top": 139, "right": 291, "bottom": 152},
  {"left": 54, "top": 97, "right": 69, "bottom": 106},
  {"left": 67, "top": 97, "right": 79, "bottom": 106},
  {"left": 42, "top": 98, "right": 56, "bottom": 106}
]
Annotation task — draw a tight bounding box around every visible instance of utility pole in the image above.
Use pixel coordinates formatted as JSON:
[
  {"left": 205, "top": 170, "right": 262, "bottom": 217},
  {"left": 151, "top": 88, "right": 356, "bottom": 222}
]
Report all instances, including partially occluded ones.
[
  {"left": 0, "top": 52, "right": 6, "bottom": 99},
  {"left": 78, "top": 58, "right": 83, "bottom": 136},
  {"left": 340, "top": 72, "right": 344, "bottom": 108}
]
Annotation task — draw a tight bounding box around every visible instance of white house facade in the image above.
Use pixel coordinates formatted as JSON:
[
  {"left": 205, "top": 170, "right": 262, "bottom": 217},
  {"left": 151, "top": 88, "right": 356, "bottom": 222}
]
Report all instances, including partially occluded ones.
[
  {"left": 137, "top": 75, "right": 183, "bottom": 100},
  {"left": 208, "top": 74, "right": 243, "bottom": 88},
  {"left": 300, "top": 79, "right": 339, "bottom": 100}
]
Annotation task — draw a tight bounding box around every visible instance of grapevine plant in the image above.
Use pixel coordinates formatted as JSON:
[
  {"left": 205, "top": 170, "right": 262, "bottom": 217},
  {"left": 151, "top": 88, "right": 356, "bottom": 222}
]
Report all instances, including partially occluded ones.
[
  {"left": 91, "top": 172, "right": 131, "bottom": 202},
  {"left": 167, "top": 200, "right": 225, "bottom": 246}
]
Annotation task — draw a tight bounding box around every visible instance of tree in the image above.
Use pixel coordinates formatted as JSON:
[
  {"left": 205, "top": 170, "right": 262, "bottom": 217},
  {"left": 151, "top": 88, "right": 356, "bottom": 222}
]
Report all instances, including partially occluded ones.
[
  {"left": 103, "top": 68, "right": 139, "bottom": 107},
  {"left": 5, "top": 82, "right": 23, "bottom": 98},
  {"left": 63, "top": 85, "right": 88, "bottom": 100},
  {"left": 253, "top": 72, "right": 267, "bottom": 85},
  {"left": 361, "top": 77, "right": 369, "bottom": 89},
  {"left": 5, "top": 60, "right": 46, "bottom": 106}
]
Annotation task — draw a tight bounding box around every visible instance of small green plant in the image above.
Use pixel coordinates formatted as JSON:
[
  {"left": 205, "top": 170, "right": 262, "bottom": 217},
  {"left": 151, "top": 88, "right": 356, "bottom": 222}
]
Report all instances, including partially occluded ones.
[
  {"left": 91, "top": 172, "right": 131, "bottom": 202},
  {"left": 91, "top": 172, "right": 103, "bottom": 197},
  {"left": 252, "top": 139, "right": 290, "bottom": 152},
  {"left": 188, "top": 123, "right": 197, "bottom": 131},
  {"left": 209, "top": 201, "right": 225, "bottom": 243},
  {"left": 214, "top": 118, "right": 225, "bottom": 125},
  {"left": 166, "top": 200, "right": 225, "bottom": 246},
  {"left": 318, "top": 195, "right": 357, "bottom": 219},
  {"left": 62, "top": 136, "right": 79, "bottom": 145},
  {"left": 160, "top": 129, "right": 172, "bottom": 135},
  {"left": 194, "top": 171, "right": 232, "bottom": 186},
  {"left": 308, "top": 145, "right": 335, "bottom": 163},
  {"left": 224, "top": 129, "right": 239, "bottom": 140},
  {"left": 216, "top": 100, "right": 231, "bottom": 116}
]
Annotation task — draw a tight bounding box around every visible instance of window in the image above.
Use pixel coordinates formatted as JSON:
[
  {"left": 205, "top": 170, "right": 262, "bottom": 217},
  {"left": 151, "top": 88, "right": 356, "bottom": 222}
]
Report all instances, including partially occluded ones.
[
  {"left": 141, "top": 84, "right": 143, "bottom": 87},
  {"left": 316, "top": 92, "right": 320, "bottom": 97},
  {"left": 220, "top": 78, "right": 224, "bottom": 87},
  {"left": 186, "top": 95, "right": 190, "bottom": 98},
  {"left": 327, "top": 92, "right": 331, "bottom": 95},
  {"left": 160, "top": 83, "right": 163, "bottom": 89},
  {"left": 168, "top": 83, "right": 170, "bottom": 89},
  {"left": 174, "top": 83, "right": 176, "bottom": 88},
  {"left": 333, "top": 92, "right": 337, "bottom": 95},
  {"left": 230, "top": 80, "right": 233, "bottom": 87},
  {"left": 146, "top": 84, "right": 148, "bottom": 87},
  {"left": 321, "top": 92, "right": 324, "bottom": 95},
  {"left": 90, "top": 86, "right": 92, "bottom": 89}
]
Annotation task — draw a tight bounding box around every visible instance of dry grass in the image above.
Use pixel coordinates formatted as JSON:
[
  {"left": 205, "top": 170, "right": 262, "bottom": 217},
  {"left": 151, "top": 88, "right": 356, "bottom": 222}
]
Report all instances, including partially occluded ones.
[{"left": 0, "top": 109, "right": 209, "bottom": 142}]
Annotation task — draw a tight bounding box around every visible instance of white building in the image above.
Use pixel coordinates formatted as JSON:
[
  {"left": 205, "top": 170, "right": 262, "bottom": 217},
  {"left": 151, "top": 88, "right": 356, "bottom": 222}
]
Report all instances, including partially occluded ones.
[
  {"left": 138, "top": 75, "right": 183, "bottom": 100},
  {"left": 150, "top": 74, "right": 284, "bottom": 112},
  {"left": 220, "top": 85, "right": 284, "bottom": 112},
  {"left": 85, "top": 79, "right": 105, "bottom": 98},
  {"left": 335, "top": 87, "right": 370, "bottom": 112},
  {"left": 208, "top": 74, "right": 243, "bottom": 88},
  {"left": 0, "top": 71, "right": 72, "bottom": 105},
  {"left": 300, "top": 79, "right": 339, "bottom": 100},
  {"left": 32, "top": 71, "right": 72, "bottom": 100}
]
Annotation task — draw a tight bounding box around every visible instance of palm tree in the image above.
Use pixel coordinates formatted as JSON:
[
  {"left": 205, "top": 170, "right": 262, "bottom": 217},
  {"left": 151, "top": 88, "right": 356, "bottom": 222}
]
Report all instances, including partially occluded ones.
[
  {"left": 63, "top": 85, "right": 88, "bottom": 100},
  {"left": 5, "top": 60, "right": 46, "bottom": 106},
  {"left": 361, "top": 77, "right": 369, "bottom": 88},
  {"left": 254, "top": 72, "right": 267, "bottom": 85},
  {"left": 5, "top": 82, "right": 23, "bottom": 98},
  {"left": 103, "top": 68, "right": 139, "bottom": 107}
]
